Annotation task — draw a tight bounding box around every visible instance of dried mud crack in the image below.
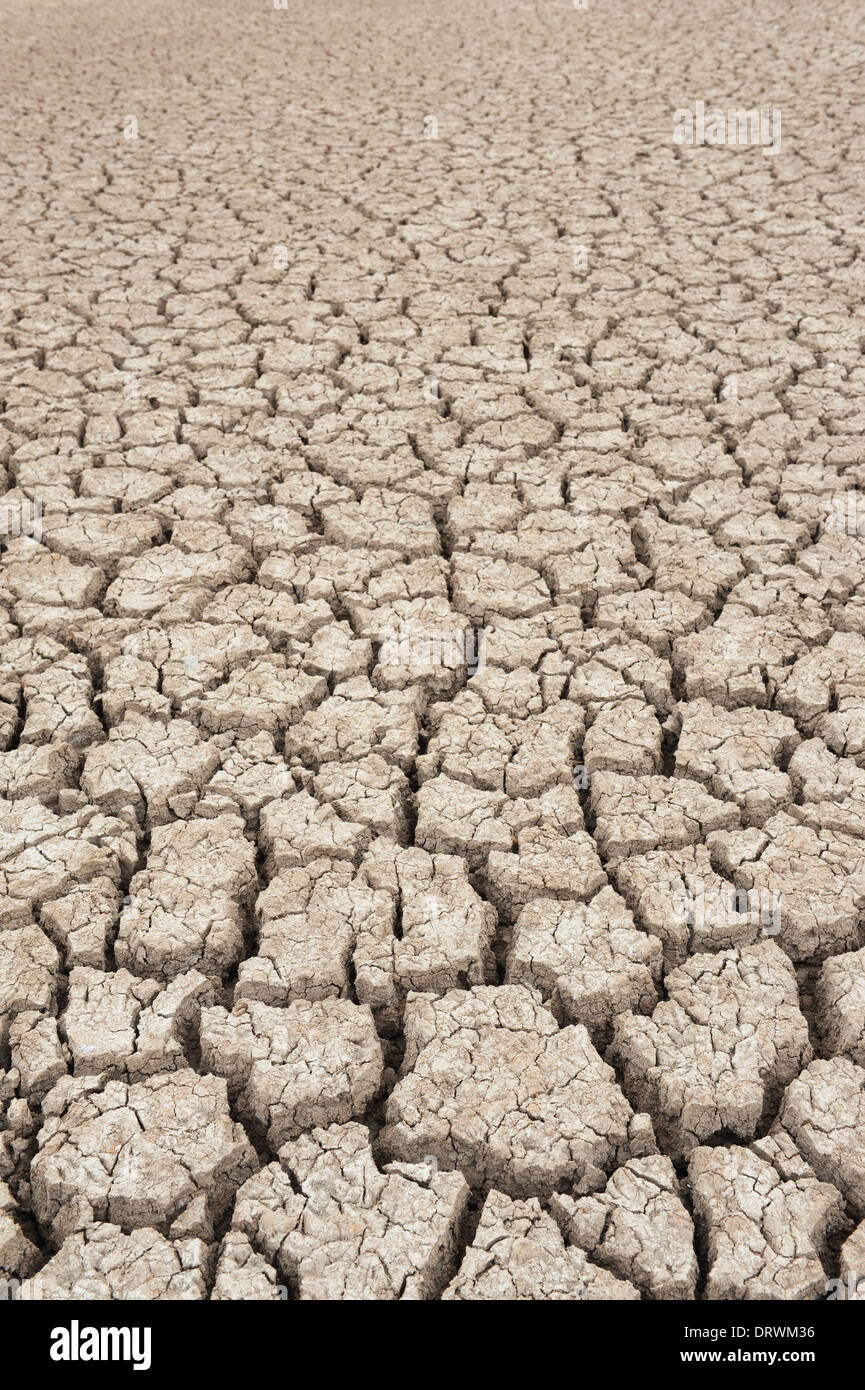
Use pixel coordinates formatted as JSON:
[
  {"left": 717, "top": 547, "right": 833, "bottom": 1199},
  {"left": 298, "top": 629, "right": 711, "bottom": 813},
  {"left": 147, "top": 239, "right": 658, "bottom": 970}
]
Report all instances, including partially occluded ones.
[{"left": 1, "top": 0, "right": 865, "bottom": 1305}]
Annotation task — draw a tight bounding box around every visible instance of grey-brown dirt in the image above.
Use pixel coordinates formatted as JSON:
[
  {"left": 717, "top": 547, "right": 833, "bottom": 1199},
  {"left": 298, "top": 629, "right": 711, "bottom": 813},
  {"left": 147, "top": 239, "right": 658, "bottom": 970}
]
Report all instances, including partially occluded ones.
[{"left": 1, "top": 0, "right": 865, "bottom": 1301}]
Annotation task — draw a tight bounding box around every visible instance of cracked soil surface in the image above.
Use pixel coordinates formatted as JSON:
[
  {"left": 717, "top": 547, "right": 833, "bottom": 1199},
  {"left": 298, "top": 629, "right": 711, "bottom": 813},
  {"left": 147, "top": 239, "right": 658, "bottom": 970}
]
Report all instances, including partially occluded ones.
[{"left": 1, "top": 0, "right": 865, "bottom": 1301}]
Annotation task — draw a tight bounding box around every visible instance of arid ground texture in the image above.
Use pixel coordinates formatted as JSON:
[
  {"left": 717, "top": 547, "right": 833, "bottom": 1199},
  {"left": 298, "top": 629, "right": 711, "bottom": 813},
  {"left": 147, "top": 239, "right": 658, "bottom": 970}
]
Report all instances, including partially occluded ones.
[{"left": 1, "top": 0, "right": 865, "bottom": 1300}]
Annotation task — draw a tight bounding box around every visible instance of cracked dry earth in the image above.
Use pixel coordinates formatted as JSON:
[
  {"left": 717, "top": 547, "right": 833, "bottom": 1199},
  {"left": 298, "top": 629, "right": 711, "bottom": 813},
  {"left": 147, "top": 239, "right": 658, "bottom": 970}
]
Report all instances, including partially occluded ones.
[{"left": 1, "top": 0, "right": 865, "bottom": 1305}]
